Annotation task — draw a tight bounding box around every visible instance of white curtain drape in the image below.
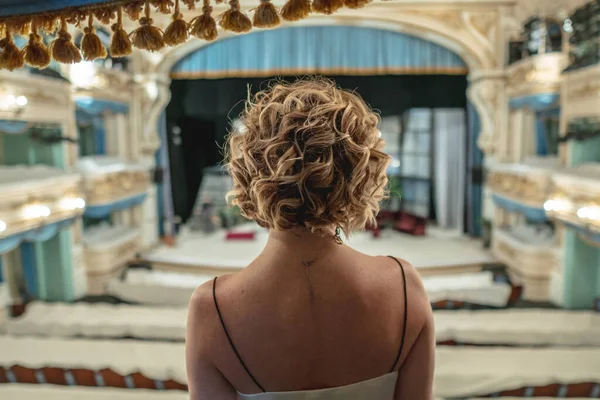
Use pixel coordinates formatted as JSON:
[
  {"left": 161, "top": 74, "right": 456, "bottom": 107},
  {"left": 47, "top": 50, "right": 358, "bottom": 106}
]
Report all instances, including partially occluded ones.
[{"left": 434, "top": 109, "right": 466, "bottom": 232}]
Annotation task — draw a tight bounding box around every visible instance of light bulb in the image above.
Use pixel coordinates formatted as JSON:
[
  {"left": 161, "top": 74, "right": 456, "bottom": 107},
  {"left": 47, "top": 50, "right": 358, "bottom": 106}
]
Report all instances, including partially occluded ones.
[
  {"left": 16, "top": 96, "right": 28, "bottom": 106},
  {"left": 0, "top": 220, "right": 6, "bottom": 232}
]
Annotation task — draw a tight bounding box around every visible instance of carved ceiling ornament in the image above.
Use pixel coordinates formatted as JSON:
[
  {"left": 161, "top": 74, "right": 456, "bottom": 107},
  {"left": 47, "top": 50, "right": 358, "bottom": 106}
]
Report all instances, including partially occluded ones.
[
  {"left": 467, "top": 11, "right": 497, "bottom": 41},
  {"left": 401, "top": 9, "right": 464, "bottom": 32}
]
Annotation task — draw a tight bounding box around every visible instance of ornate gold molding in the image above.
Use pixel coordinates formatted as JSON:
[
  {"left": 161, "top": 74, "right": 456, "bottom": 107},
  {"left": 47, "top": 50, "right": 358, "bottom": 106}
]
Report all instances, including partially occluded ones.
[
  {"left": 401, "top": 9, "right": 464, "bottom": 31},
  {"left": 488, "top": 171, "right": 548, "bottom": 204},
  {"left": 506, "top": 54, "right": 565, "bottom": 98},
  {"left": 84, "top": 171, "right": 150, "bottom": 206}
]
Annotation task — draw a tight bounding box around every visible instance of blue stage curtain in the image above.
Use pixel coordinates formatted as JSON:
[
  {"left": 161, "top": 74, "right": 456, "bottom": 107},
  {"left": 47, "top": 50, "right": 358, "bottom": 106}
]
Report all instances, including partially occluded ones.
[
  {"left": 509, "top": 94, "right": 560, "bottom": 111},
  {"left": 0, "top": 1, "right": 110, "bottom": 17},
  {"left": 172, "top": 26, "right": 468, "bottom": 79},
  {"left": 467, "top": 101, "right": 484, "bottom": 237},
  {"left": 0, "top": 235, "right": 22, "bottom": 254},
  {"left": 492, "top": 194, "right": 547, "bottom": 222},
  {"left": 0, "top": 218, "right": 75, "bottom": 255},
  {"left": 535, "top": 108, "right": 560, "bottom": 156},
  {"left": 19, "top": 242, "right": 38, "bottom": 298},
  {"left": 0, "top": 120, "right": 29, "bottom": 135},
  {"left": 75, "top": 98, "right": 129, "bottom": 116},
  {"left": 85, "top": 193, "right": 148, "bottom": 219}
]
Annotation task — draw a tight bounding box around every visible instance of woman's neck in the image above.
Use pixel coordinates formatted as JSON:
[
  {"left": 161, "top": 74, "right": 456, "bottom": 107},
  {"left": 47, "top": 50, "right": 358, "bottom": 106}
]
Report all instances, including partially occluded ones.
[{"left": 264, "top": 227, "right": 340, "bottom": 257}]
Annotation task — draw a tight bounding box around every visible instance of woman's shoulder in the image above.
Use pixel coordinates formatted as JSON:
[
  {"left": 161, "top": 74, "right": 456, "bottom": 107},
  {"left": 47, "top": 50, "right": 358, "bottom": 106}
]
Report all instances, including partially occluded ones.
[{"left": 367, "top": 255, "right": 432, "bottom": 335}]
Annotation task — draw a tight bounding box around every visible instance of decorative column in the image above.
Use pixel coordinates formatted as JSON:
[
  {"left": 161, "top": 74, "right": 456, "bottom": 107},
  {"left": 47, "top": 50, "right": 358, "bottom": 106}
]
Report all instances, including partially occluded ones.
[
  {"left": 69, "top": 218, "right": 88, "bottom": 299},
  {"left": 467, "top": 69, "right": 509, "bottom": 224}
]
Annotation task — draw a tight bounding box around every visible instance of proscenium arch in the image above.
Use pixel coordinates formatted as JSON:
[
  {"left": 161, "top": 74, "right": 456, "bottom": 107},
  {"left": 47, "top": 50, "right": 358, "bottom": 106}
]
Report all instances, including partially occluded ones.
[
  {"left": 156, "top": 15, "right": 488, "bottom": 75},
  {"left": 170, "top": 26, "right": 467, "bottom": 79}
]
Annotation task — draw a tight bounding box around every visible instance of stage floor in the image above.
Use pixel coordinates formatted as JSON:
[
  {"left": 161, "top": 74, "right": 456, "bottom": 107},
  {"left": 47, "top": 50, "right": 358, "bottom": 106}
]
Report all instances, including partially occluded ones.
[{"left": 145, "top": 225, "right": 494, "bottom": 277}]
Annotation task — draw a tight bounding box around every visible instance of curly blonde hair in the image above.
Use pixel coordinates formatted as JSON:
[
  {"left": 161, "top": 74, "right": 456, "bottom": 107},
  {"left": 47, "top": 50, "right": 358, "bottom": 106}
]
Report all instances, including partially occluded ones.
[{"left": 226, "top": 79, "right": 390, "bottom": 235}]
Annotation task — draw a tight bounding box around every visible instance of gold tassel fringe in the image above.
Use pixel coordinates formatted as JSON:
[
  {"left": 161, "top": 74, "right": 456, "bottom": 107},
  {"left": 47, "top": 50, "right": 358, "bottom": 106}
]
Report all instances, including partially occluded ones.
[
  {"left": 22, "top": 25, "right": 51, "bottom": 68},
  {"left": 81, "top": 14, "right": 108, "bottom": 61},
  {"left": 164, "top": 0, "right": 189, "bottom": 46},
  {"left": 111, "top": 7, "right": 133, "bottom": 58},
  {"left": 343, "top": 0, "right": 371, "bottom": 9},
  {"left": 219, "top": 0, "right": 252, "bottom": 33},
  {"left": 130, "top": 1, "right": 165, "bottom": 52},
  {"left": 94, "top": 7, "right": 118, "bottom": 25},
  {"left": 280, "top": 0, "right": 311, "bottom": 21},
  {"left": 182, "top": 0, "right": 197, "bottom": 9},
  {"left": 253, "top": 0, "right": 280, "bottom": 28},
  {"left": 312, "top": 0, "right": 344, "bottom": 14},
  {"left": 152, "top": 0, "right": 174, "bottom": 14},
  {"left": 0, "top": 31, "right": 25, "bottom": 71},
  {"left": 123, "top": 1, "right": 145, "bottom": 20},
  {"left": 50, "top": 18, "right": 83, "bottom": 64},
  {"left": 0, "top": 0, "right": 377, "bottom": 70},
  {"left": 189, "top": 1, "right": 218, "bottom": 41}
]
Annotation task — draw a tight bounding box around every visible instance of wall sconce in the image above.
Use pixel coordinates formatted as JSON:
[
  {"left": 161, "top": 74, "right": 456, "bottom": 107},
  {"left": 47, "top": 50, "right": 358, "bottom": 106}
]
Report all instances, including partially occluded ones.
[
  {"left": 0, "top": 93, "right": 28, "bottom": 117},
  {"left": 543, "top": 198, "right": 571, "bottom": 213},
  {"left": 22, "top": 204, "right": 51, "bottom": 220},
  {"left": 59, "top": 197, "right": 86, "bottom": 211},
  {"left": 70, "top": 62, "right": 96, "bottom": 89}
]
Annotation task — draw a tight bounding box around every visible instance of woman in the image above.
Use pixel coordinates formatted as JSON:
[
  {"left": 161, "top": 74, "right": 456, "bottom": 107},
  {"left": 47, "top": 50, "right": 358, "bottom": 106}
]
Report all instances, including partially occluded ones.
[{"left": 186, "top": 79, "right": 435, "bottom": 399}]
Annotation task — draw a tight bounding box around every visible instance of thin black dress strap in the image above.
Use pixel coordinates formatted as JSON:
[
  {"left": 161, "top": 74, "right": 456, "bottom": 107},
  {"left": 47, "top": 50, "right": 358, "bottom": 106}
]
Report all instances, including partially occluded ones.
[
  {"left": 213, "top": 277, "right": 266, "bottom": 392},
  {"left": 387, "top": 256, "right": 408, "bottom": 373}
]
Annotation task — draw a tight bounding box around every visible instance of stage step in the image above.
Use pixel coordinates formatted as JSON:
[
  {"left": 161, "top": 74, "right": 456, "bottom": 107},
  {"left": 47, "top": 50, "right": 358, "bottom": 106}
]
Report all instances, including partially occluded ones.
[
  {"left": 6, "top": 302, "right": 187, "bottom": 340},
  {"left": 107, "top": 269, "right": 511, "bottom": 308},
  {"left": 0, "top": 385, "right": 187, "bottom": 400},
  {"left": 435, "top": 309, "right": 600, "bottom": 346},
  {"left": 8, "top": 303, "right": 600, "bottom": 347},
  {"left": 0, "top": 386, "right": 588, "bottom": 400},
  {"left": 0, "top": 337, "right": 599, "bottom": 397},
  {"left": 423, "top": 271, "right": 511, "bottom": 307}
]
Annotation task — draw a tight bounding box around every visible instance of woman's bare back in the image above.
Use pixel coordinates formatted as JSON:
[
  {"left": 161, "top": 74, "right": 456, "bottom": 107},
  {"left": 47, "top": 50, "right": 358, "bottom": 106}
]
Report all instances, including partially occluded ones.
[{"left": 186, "top": 242, "right": 435, "bottom": 399}]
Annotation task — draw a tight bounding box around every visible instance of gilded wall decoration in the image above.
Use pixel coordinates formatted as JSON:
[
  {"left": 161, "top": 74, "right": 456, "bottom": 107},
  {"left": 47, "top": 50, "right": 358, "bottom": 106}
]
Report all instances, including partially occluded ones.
[{"left": 488, "top": 171, "right": 549, "bottom": 205}]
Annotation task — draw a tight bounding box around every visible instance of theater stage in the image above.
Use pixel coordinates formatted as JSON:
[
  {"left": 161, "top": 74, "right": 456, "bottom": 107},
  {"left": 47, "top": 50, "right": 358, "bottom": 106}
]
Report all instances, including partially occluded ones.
[{"left": 144, "top": 224, "right": 494, "bottom": 277}]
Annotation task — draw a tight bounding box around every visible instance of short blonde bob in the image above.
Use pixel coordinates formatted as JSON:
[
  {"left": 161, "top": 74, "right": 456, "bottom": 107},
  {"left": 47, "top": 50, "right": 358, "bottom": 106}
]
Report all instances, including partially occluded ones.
[{"left": 226, "top": 78, "right": 390, "bottom": 235}]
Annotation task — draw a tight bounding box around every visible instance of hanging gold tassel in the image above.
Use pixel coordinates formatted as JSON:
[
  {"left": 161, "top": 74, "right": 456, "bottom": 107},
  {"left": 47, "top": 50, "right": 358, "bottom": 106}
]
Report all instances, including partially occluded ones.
[
  {"left": 50, "top": 17, "right": 82, "bottom": 64},
  {"left": 33, "top": 15, "right": 59, "bottom": 34},
  {"left": 219, "top": 0, "right": 252, "bottom": 33},
  {"left": 280, "top": 0, "right": 311, "bottom": 21},
  {"left": 94, "top": 7, "right": 118, "bottom": 25},
  {"left": 110, "top": 7, "right": 133, "bottom": 58},
  {"left": 343, "top": 0, "right": 371, "bottom": 9},
  {"left": 152, "top": 0, "right": 174, "bottom": 14},
  {"left": 22, "top": 24, "right": 51, "bottom": 68},
  {"left": 130, "top": 1, "right": 165, "bottom": 52},
  {"left": 253, "top": 0, "right": 280, "bottom": 28},
  {"left": 189, "top": 0, "right": 218, "bottom": 41},
  {"left": 182, "top": 0, "right": 197, "bottom": 9},
  {"left": 81, "top": 14, "right": 107, "bottom": 61},
  {"left": 164, "top": 0, "right": 189, "bottom": 46},
  {"left": 312, "top": 0, "right": 344, "bottom": 14},
  {"left": 123, "top": 1, "right": 145, "bottom": 20},
  {"left": 0, "top": 30, "right": 25, "bottom": 71},
  {"left": 65, "top": 10, "right": 88, "bottom": 26}
]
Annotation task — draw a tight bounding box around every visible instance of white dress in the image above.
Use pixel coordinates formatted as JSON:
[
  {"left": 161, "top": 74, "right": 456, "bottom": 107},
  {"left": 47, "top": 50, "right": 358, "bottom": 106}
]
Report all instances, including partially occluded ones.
[{"left": 237, "top": 372, "right": 398, "bottom": 399}]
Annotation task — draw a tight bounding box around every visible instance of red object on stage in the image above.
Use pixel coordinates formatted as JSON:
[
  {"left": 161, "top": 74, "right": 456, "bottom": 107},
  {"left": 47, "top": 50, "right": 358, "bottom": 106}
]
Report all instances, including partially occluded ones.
[
  {"left": 394, "top": 212, "right": 427, "bottom": 236},
  {"left": 226, "top": 231, "right": 256, "bottom": 240}
]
